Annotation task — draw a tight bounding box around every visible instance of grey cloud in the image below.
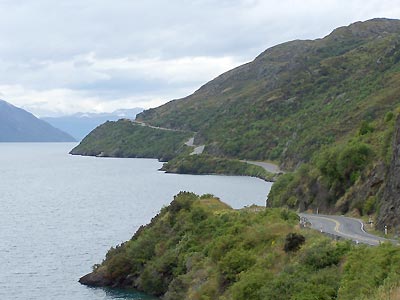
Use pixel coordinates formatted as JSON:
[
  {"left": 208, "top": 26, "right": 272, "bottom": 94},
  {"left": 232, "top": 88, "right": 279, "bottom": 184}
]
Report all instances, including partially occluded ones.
[{"left": 0, "top": 0, "right": 399, "bottom": 115}]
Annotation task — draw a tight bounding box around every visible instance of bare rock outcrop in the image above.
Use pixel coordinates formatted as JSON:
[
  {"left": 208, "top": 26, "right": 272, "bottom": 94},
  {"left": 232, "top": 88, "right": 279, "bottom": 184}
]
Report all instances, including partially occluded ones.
[{"left": 377, "top": 115, "right": 400, "bottom": 230}]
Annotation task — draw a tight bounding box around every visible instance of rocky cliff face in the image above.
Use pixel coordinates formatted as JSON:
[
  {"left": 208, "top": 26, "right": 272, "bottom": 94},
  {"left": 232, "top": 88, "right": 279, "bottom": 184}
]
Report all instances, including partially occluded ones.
[
  {"left": 377, "top": 115, "right": 400, "bottom": 230},
  {"left": 335, "top": 162, "right": 386, "bottom": 214}
]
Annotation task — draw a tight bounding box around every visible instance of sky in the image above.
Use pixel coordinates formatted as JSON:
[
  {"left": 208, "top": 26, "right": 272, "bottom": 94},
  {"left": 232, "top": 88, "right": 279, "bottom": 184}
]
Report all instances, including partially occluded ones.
[{"left": 1, "top": 0, "right": 400, "bottom": 116}]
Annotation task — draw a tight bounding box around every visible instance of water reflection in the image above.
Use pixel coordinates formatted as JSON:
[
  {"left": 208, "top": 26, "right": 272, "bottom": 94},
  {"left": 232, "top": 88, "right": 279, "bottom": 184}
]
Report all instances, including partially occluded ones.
[{"left": 91, "top": 286, "right": 158, "bottom": 299}]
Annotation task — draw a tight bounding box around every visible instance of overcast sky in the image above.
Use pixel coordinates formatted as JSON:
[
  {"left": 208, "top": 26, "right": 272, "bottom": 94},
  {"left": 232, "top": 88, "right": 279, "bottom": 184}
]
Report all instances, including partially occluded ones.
[{"left": 1, "top": 0, "right": 400, "bottom": 116}]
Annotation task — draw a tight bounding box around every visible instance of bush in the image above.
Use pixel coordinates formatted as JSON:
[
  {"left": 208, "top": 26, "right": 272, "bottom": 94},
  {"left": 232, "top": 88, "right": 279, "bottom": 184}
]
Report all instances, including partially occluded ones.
[
  {"left": 169, "top": 192, "right": 198, "bottom": 214},
  {"left": 359, "top": 120, "right": 374, "bottom": 135},
  {"left": 384, "top": 111, "right": 394, "bottom": 122},
  {"left": 284, "top": 233, "right": 305, "bottom": 252},
  {"left": 219, "top": 248, "right": 256, "bottom": 283},
  {"left": 338, "top": 244, "right": 400, "bottom": 300},
  {"left": 363, "top": 196, "right": 376, "bottom": 215},
  {"left": 300, "top": 240, "right": 350, "bottom": 270},
  {"left": 336, "top": 142, "right": 373, "bottom": 183},
  {"left": 316, "top": 141, "right": 373, "bottom": 187}
]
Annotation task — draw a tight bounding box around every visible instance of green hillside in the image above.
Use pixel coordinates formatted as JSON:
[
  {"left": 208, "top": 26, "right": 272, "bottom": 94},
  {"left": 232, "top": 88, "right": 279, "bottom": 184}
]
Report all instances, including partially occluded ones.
[
  {"left": 268, "top": 111, "right": 397, "bottom": 205},
  {"left": 71, "top": 18, "right": 400, "bottom": 227},
  {"left": 74, "top": 18, "right": 400, "bottom": 300},
  {"left": 135, "top": 18, "right": 400, "bottom": 227},
  {"left": 137, "top": 18, "right": 400, "bottom": 169},
  {"left": 70, "top": 119, "right": 192, "bottom": 161},
  {"left": 80, "top": 192, "right": 400, "bottom": 300}
]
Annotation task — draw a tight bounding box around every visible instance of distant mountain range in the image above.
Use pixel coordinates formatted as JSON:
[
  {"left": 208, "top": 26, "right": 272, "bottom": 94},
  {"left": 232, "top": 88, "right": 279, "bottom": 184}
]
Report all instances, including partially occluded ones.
[
  {"left": 42, "top": 108, "right": 143, "bottom": 140},
  {"left": 0, "top": 99, "right": 76, "bottom": 142}
]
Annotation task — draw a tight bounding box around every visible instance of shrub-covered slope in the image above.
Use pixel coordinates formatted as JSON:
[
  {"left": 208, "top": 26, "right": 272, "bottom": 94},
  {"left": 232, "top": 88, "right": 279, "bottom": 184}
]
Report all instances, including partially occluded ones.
[
  {"left": 137, "top": 18, "right": 400, "bottom": 169},
  {"left": 161, "top": 154, "right": 276, "bottom": 181},
  {"left": 70, "top": 119, "right": 192, "bottom": 161},
  {"left": 268, "top": 111, "right": 400, "bottom": 230},
  {"left": 80, "top": 192, "right": 400, "bottom": 299},
  {"left": 70, "top": 18, "right": 400, "bottom": 226}
]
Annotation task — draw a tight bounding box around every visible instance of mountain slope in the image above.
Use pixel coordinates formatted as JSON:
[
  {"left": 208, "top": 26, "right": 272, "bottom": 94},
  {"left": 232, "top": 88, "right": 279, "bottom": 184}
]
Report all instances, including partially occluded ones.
[
  {"left": 42, "top": 108, "right": 143, "bottom": 140},
  {"left": 137, "top": 18, "right": 400, "bottom": 169},
  {"left": 71, "top": 18, "right": 400, "bottom": 226},
  {"left": 70, "top": 119, "right": 192, "bottom": 161},
  {"left": 0, "top": 100, "right": 76, "bottom": 142}
]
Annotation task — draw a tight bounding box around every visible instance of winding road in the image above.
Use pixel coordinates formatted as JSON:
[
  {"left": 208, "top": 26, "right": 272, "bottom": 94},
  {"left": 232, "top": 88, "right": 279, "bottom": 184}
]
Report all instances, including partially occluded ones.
[
  {"left": 130, "top": 119, "right": 391, "bottom": 246},
  {"left": 184, "top": 137, "right": 205, "bottom": 155},
  {"left": 300, "top": 213, "right": 397, "bottom": 246},
  {"left": 132, "top": 121, "right": 286, "bottom": 168},
  {"left": 133, "top": 120, "right": 206, "bottom": 155},
  {"left": 132, "top": 120, "right": 189, "bottom": 132},
  {"left": 244, "top": 160, "right": 282, "bottom": 174},
  {"left": 127, "top": 120, "right": 394, "bottom": 246}
]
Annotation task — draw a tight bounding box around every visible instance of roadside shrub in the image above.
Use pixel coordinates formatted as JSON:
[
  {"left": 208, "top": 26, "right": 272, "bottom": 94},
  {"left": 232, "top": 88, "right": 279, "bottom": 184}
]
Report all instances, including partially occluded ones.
[
  {"left": 219, "top": 248, "right": 256, "bottom": 283},
  {"left": 300, "top": 240, "right": 350, "bottom": 270},
  {"left": 284, "top": 233, "right": 305, "bottom": 252},
  {"left": 316, "top": 141, "right": 373, "bottom": 187}
]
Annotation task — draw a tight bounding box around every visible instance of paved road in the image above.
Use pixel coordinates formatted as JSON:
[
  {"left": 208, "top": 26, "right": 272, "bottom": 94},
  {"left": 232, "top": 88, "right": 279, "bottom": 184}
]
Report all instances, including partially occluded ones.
[
  {"left": 133, "top": 121, "right": 205, "bottom": 155},
  {"left": 132, "top": 121, "right": 283, "bottom": 163},
  {"left": 299, "top": 213, "right": 397, "bottom": 246},
  {"left": 185, "top": 137, "right": 195, "bottom": 146},
  {"left": 132, "top": 120, "right": 190, "bottom": 133},
  {"left": 243, "top": 160, "right": 282, "bottom": 174}
]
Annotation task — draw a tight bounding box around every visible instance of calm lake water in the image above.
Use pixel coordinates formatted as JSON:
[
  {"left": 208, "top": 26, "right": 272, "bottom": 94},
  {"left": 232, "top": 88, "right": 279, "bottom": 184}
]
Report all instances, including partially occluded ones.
[{"left": 0, "top": 143, "right": 272, "bottom": 300}]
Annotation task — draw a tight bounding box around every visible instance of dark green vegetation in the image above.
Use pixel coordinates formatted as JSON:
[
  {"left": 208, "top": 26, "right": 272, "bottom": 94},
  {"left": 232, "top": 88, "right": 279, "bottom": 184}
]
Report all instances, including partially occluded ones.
[
  {"left": 80, "top": 192, "right": 400, "bottom": 300},
  {"left": 70, "top": 119, "right": 192, "bottom": 161},
  {"left": 268, "top": 111, "right": 399, "bottom": 228},
  {"left": 161, "top": 154, "right": 276, "bottom": 181},
  {"left": 270, "top": 112, "right": 395, "bottom": 210}
]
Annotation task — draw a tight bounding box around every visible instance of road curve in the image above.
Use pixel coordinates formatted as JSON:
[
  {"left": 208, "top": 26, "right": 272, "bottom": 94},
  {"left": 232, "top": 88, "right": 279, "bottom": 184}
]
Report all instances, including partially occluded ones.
[
  {"left": 243, "top": 161, "right": 282, "bottom": 174},
  {"left": 132, "top": 120, "right": 191, "bottom": 133},
  {"left": 299, "top": 213, "right": 397, "bottom": 246}
]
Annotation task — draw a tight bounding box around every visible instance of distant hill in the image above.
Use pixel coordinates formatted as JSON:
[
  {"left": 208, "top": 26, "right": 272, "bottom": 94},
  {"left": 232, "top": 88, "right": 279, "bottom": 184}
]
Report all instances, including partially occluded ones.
[
  {"left": 42, "top": 108, "right": 143, "bottom": 140},
  {"left": 0, "top": 100, "right": 76, "bottom": 142}
]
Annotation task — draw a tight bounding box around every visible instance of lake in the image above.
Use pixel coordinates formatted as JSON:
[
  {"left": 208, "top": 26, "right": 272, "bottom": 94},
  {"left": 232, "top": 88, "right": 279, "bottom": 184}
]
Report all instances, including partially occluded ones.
[{"left": 0, "top": 143, "right": 272, "bottom": 300}]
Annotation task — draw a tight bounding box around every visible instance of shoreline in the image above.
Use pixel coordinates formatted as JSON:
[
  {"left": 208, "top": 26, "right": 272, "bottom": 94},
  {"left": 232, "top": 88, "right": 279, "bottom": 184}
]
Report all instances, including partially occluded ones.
[{"left": 70, "top": 151, "right": 282, "bottom": 182}]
